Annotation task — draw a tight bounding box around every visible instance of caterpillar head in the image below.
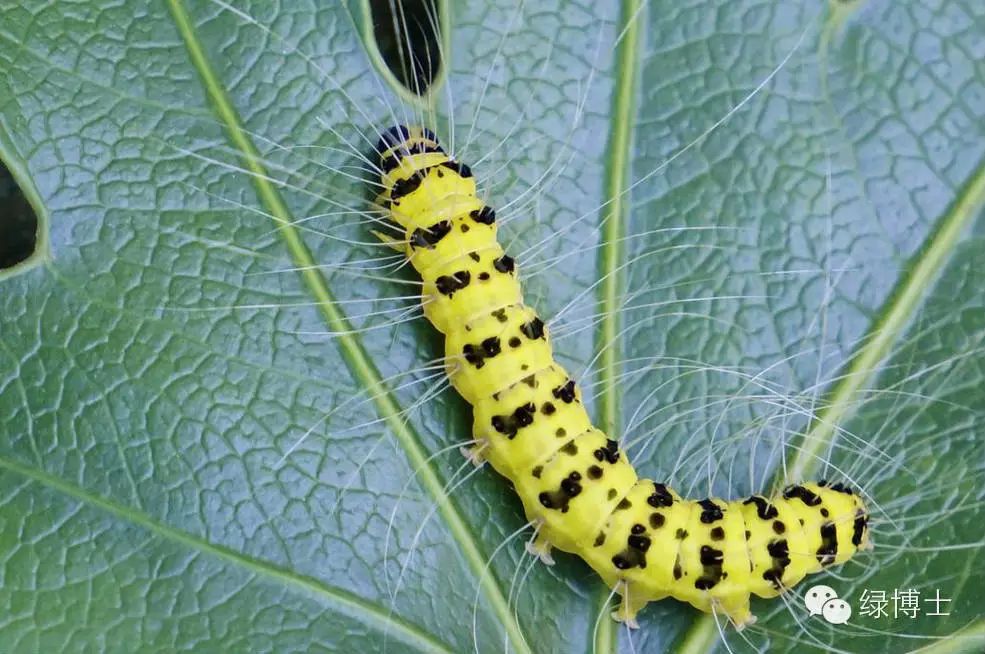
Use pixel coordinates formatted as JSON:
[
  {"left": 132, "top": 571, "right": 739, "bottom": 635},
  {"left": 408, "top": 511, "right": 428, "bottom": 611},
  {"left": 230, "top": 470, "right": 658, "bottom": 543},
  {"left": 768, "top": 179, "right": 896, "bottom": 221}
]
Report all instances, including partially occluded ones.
[{"left": 375, "top": 124, "right": 440, "bottom": 158}]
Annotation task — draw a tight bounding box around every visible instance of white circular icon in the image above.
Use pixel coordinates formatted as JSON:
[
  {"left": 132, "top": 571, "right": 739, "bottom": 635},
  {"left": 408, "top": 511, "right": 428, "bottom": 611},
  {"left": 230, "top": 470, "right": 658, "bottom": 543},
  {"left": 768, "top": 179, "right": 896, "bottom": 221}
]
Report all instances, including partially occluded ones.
[
  {"left": 804, "top": 585, "right": 838, "bottom": 616},
  {"left": 821, "top": 598, "right": 853, "bottom": 624}
]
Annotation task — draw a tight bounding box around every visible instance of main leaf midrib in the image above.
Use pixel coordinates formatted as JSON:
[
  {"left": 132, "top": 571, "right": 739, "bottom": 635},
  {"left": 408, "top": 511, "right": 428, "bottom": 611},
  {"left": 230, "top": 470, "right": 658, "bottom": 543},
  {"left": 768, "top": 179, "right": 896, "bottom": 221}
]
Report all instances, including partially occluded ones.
[{"left": 163, "top": 1, "right": 532, "bottom": 653}]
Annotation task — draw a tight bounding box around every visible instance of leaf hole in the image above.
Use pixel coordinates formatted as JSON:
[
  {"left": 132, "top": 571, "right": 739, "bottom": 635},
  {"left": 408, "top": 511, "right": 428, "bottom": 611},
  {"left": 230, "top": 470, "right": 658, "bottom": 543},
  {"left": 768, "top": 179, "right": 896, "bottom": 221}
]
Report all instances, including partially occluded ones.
[
  {"left": 0, "top": 159, "right": 38, "bottom": 271},
  {"left": 369, "top": 0, "right": 442, "bottom": 96}
]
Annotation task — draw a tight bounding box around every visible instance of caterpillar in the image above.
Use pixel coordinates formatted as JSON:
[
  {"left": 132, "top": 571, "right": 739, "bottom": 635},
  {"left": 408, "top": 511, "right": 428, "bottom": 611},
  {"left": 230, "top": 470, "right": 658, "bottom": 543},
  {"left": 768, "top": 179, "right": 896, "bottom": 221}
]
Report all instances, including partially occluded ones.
[{"left": 372, "top": 124, "right": 872, "bottom": 629}]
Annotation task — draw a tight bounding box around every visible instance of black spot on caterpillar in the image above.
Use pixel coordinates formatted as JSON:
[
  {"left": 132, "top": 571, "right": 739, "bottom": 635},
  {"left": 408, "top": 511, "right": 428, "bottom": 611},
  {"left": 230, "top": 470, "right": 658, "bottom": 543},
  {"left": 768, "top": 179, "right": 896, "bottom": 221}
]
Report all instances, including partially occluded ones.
[
  {"left": 470, "top": 206, "right": 496, "bottom": 225},
  {"left": 743, "top": 495, "right": 778, "bottom": 520},
  {"left": 698, "top": 498, "right": 724, "bottom": 523},
  {"left": 462, "top": 335, "right": 502, "bottom": 369},
  {"left": 434, "top": 270, "right": 470, "bottom": 296},
  {"left": 374, "top": 124, "right": 871, "bottom": 628},
  {"left": 783, "top": 484, "right": 823, "bottom": 507},
  {"left": 493, "top": 255, "right": 515, "bottom": 274},
  {"left": 409, "top": 220, "right": 452, "bottom": 249}
]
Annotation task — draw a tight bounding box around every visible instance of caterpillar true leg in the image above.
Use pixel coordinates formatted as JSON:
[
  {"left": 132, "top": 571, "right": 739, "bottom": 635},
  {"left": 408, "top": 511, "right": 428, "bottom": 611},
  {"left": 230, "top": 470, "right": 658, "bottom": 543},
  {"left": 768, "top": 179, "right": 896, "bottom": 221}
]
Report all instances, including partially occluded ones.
[{"left": 373, "top": 124, "right": 871, "bottom": 629}]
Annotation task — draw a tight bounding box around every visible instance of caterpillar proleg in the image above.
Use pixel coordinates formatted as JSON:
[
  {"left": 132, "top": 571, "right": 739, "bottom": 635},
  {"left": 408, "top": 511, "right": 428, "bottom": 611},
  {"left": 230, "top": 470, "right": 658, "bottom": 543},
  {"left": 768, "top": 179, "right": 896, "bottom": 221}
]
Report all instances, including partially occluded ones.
[{"left": 373, "top": 124, "right": 872, "bottom": 628}]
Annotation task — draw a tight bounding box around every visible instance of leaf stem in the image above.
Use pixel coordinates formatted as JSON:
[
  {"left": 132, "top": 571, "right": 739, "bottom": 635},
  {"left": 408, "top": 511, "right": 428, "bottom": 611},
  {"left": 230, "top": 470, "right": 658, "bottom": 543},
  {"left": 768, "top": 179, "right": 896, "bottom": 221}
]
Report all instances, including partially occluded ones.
[
  {"left": 165, "top": 2, "right": 531, "bottom": 652},
  {"left": 594, "top": 0, "right": 644, "bottom": 652},
  {"left": 786, "top": 156, "right": 985, "bottom": 481},
  {"left": 669, "top": 140, "right": 985, "bottom": 654},
  {"left": 911, "top": 620, "right": 985, "bottom": 654}
]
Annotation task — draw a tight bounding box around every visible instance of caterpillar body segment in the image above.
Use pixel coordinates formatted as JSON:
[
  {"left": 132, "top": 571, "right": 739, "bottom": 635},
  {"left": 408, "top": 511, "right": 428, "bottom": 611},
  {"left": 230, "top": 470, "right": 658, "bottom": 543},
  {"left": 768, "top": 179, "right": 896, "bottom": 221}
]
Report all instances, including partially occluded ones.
[{"left": 373, "top": 124, "right": 871, "bottom": 628}]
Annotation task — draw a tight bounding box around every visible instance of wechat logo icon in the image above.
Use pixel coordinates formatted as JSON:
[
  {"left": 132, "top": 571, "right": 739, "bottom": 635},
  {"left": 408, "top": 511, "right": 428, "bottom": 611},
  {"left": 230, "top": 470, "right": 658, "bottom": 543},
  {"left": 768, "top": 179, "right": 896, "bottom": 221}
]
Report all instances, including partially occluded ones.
[{"left": 805, "top": 584, "right": 852, "bottom": 625}]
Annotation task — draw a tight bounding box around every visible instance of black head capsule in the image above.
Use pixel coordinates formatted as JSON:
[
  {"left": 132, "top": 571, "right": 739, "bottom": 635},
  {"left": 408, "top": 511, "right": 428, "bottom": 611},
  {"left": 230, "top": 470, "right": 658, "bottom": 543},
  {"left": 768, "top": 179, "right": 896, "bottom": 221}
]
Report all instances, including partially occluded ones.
[
  {"left": 377, "top": 125, "right": 443, "bottom": 156},
  {"left": 376, "top": 125, "right": 411, "bottom": 155}
]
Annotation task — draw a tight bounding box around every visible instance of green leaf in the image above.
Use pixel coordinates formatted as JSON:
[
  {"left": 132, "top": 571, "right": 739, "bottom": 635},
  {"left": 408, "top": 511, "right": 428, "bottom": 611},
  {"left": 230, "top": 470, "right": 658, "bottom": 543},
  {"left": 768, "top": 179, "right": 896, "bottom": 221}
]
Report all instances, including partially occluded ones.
[{"left": 1, "top": 1, "right": 984, "bottom": 653}]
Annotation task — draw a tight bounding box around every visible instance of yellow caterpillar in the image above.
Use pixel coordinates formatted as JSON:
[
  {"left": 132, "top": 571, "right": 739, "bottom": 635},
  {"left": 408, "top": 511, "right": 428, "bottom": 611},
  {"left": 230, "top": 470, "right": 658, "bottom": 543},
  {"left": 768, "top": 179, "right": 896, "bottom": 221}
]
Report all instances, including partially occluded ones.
[{"left": 373, "top": 124, "right": 871, "bottom": 628}]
